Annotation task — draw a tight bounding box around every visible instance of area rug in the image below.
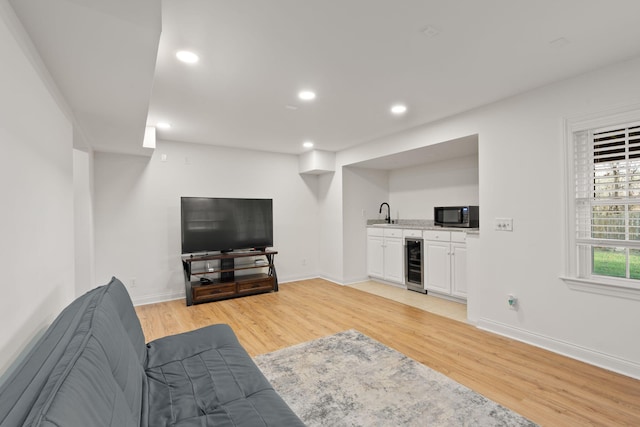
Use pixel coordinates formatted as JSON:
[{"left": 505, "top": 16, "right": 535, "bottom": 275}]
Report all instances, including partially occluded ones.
[{"left": 253, "top": 330, "right": 537, "bottom": 427}]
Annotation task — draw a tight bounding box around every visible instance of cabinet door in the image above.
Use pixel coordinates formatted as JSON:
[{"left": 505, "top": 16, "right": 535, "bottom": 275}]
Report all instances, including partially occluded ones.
[
  {"left": 367, "top": 235, "right": 384, "bottom": 278},
  {"left": 425, "top": 240, "right": 451, "bottom": 294},
  {"left": 383, "top": 237, "right": 404, "bottom": 283},
  {"left": 451, "top": 243, "right": 467, "bottom": 299}
]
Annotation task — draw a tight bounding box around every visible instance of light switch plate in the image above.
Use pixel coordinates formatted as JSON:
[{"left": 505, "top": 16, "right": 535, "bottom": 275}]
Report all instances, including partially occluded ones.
[{"left": 495, "top": 218, "right": 513, "bottom": 231}]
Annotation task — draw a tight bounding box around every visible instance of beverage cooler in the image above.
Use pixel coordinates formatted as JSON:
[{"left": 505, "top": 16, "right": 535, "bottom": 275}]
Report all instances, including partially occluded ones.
[{"left": 405, "top": 237, "right": 426, "bottom": 293}]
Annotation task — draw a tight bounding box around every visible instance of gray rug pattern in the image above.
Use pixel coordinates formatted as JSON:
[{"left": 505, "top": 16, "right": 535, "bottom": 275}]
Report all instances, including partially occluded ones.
[{"left": 254, "top": 330, "right": 537, "bottom": 427}]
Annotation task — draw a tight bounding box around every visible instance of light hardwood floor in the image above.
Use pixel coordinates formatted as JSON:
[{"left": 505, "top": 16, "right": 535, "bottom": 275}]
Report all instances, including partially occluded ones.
[
  {"left": 348, "top": 280, "right": 468, "bottom": 322},
  {"left": 135, "top": 279, "right": 640, "bottom": 426}
]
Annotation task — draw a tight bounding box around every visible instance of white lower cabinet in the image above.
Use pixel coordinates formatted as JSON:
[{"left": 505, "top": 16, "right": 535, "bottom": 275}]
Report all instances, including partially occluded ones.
[
  {"left": 366, "top": 232, "right": 385, "bottom": 278},
  {"left": 424, "top": 230, "right": 467, "bottom": 299},
  {"left": 450, "top": 242, "right": 467, "bottom": 298},
  {"left": 382, "top": 234, "right": 404, "bottom": 283},
  {"left": 425, "top": 238, "right": 450, "bottom": 293},
  {"left": 367, "top": 227, "right": 404, "bottom": 284}
]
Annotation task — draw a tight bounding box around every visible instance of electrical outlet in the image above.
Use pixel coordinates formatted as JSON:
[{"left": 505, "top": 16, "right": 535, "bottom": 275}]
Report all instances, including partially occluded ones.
[
  {"left": 495, "top": 218, "right": 513, "bottom": 231},
  {"left": 507, "top": 294, "right": 518, "bottom": 310},
  {"left": 130, "top": 278, "right": 137, "bottom": 288}
]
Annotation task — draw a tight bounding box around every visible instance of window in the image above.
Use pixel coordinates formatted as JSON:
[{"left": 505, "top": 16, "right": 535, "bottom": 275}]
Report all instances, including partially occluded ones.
[{"left": 565, "top": 108, "right": 640, "bottom": 299}]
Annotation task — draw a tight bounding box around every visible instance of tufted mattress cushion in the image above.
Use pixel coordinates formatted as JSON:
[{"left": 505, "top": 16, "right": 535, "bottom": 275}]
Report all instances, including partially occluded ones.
[{"left": 145, "top": 324, "right": 304, "bottom": 427}]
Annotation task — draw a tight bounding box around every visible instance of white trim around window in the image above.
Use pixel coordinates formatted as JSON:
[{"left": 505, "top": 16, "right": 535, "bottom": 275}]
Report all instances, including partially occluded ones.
[{"left": 562, "top": 103, "right": 640, "bottom": 299}]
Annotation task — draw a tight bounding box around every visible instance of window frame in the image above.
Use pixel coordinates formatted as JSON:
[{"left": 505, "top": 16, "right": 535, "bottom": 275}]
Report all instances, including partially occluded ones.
[{"left": 562, "top": 105, "right": 640, "bottom": 301}]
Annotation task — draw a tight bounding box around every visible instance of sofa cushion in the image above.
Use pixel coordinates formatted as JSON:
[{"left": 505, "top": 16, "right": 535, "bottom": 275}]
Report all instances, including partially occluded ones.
[
  {"left": 1, "top": 278, "right": 304, "bottom": 427},
  {"left": 146, "top": 324, "right": 304, "bottom": 427},
  {"left": 0, "top": 277, "right": 147, "bottom": 427}
]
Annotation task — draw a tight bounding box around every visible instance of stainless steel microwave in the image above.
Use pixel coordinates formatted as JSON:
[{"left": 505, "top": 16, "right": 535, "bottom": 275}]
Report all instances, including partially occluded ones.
[{"left": 434, "top": 206, "right": 479, "bottom": 228}]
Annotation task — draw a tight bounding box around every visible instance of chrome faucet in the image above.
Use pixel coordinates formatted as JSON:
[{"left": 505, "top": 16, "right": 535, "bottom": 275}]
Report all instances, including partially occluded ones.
[{"left": 379, "top": 202, "right": 391, "bottom": 224}]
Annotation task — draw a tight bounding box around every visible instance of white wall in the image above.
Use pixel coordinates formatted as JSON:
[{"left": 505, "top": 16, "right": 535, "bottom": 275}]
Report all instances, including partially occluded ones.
[
  {"left": 342, "top": 167, "right": 388, "bottom": 283},
  {"left": 93, "top": 140, "right": 321, "bottom": 304},
  {"left": 316, "top": 170, "right": 345, "bottom": 283},
  {"left": 328, "top": 56, "right": 640, "bottom": 378},
  {"left": 0, "top": 4, "right": 75, "bottom": 377},
  {"left": 73, "top": 148, "right": 95, "bottom": 295},
  {"left": 389, "top": 155, "right": 479, "bottom": 220}
]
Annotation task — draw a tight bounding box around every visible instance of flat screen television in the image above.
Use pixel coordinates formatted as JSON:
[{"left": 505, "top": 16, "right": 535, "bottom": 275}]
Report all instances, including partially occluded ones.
[{"left": 181, "top": 197, "right": 273, "bottom": 254}]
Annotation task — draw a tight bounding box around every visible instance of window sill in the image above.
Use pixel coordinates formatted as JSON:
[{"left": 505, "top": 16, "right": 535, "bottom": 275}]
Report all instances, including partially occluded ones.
[{"left": 560, "top": 276, "right": 640, "bottom": 301}]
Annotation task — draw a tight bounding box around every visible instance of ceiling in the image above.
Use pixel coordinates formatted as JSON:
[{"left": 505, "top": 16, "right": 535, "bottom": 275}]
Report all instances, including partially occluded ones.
[
  {"left": 8, "top": 0, "right": 161, "bottom": 155},
  {"left": 9, "top": 1, "right": 640, "bottom": 157}
]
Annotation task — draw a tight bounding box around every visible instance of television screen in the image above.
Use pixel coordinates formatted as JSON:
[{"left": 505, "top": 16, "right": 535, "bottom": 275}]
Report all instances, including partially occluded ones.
[{"left": 181, "top": 197, "right": 273, "bottom": 254}]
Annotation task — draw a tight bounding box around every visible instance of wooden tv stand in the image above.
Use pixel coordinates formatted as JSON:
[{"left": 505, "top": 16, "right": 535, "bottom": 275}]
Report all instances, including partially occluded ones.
[{"left": 182, "top": 250, "right": 278, "bottom": 306}]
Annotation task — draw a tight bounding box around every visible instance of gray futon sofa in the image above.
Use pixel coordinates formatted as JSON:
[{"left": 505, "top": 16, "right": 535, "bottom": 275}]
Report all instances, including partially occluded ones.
[{"left": 0, "top": 277, "right": 304, "bottom": 426}]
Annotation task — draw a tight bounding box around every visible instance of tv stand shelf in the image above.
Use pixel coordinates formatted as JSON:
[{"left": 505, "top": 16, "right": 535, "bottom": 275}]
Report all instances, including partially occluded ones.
[{"left": 182, "top": 250, "right": 278, "bottom": 306}]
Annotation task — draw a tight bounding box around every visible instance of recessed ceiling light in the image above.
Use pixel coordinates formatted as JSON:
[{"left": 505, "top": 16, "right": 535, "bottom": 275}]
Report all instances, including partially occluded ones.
[
  {"left": 390, "top": 104, "right": 407, "bottom": 115},
  {"left": 303, "top": 141, "right": 314, "bottom": 148},
  {"left": 156, "top": 122, "right": 171, "bottom": 129},
  {"left": 298, "top": 90, "right": 316, "bottom": 101},
  {"left": 176, "top": 50, "right": 199, "bottom": 64}
]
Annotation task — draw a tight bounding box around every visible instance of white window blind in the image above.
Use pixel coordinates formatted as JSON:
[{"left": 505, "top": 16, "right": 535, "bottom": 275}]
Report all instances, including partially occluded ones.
[{"left": 573, "top": 121, "right": 640, "bottom": 281}]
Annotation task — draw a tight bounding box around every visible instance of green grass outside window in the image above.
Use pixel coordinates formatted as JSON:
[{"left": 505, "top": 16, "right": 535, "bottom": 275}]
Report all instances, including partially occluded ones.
[{"left": 592, "top": 247, "right": 640, "bottom": 279}]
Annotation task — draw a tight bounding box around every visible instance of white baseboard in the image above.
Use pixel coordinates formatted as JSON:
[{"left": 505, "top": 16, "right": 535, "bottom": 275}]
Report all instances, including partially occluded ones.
[
  {"left": 271, "top": 273, "right": 365, "bottom": 286},
  {"left": 315, "top": 274, "right": 344, "bottom": 285},
  {"left": 279, "top": 274, "right": 322, "bottom": 283},
  {"left": 340, "top": 276, "right": 371, "bottom": 286},
  {"left": 423, "top": 290, "right": 466, "bottom": 304},
  {"left": 477, "top": 318, "right": 640, "bottom": 380},
  {"left": 133, "top": 290, "right": 185, "bottom": 306}
]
